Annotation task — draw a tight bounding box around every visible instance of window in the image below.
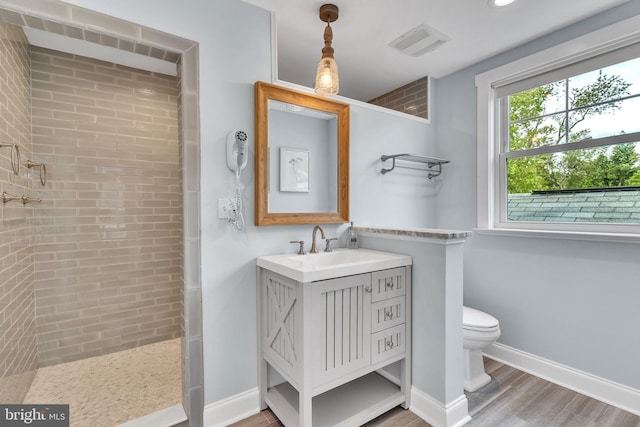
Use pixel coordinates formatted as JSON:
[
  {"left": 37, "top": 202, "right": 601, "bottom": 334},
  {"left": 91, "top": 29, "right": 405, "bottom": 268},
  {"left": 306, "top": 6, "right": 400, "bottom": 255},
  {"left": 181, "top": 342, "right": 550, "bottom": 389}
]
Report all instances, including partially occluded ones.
[{"left": 476, "top": 16, "right": 640, "bottom": 239}]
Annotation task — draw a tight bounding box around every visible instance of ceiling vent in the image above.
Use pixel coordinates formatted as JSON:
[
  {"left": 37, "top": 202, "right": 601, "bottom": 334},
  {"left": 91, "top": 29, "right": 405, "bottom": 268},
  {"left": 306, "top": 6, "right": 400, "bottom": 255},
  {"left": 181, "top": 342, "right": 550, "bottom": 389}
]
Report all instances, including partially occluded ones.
[{"left": 389, "top": 24, "right": 450, "bottom": 57}]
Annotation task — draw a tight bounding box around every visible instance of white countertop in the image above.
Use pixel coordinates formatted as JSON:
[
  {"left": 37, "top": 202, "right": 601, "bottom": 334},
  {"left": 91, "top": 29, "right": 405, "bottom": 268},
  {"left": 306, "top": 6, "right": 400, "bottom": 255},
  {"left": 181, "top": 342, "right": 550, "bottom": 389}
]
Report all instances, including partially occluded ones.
[{"left": 256, "top": 248, "right": 412, "bottom": 282}]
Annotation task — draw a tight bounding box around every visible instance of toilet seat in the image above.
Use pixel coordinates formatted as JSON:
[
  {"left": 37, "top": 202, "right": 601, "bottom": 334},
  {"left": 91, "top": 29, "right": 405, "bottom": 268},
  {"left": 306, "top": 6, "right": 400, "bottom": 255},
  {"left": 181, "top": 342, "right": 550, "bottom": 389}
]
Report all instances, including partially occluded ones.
[{"left": 463, "top": 306, "right": 499, "bottom": 332}]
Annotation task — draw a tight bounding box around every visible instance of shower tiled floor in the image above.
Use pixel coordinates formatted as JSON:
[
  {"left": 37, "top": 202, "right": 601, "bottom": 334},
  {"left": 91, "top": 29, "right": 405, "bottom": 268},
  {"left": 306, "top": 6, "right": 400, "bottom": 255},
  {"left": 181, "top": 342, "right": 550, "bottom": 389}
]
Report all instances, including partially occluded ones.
[{"left": 24, "top": 338, "right": 182, "bottom": 427}]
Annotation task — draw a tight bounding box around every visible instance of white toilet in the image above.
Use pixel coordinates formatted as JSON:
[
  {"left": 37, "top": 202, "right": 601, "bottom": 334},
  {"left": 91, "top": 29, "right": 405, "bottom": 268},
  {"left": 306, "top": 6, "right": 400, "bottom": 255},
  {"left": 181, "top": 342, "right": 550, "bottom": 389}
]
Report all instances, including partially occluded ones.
[{"left": 463, "top": 306, "right": 501, "bottom": 392}]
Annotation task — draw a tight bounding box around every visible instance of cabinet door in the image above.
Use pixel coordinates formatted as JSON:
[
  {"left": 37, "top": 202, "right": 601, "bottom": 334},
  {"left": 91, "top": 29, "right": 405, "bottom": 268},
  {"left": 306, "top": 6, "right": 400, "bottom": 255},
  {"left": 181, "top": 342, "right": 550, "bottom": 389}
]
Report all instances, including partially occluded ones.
[{"left": 311, "top": 273, "right": 371, "bottom": 387}]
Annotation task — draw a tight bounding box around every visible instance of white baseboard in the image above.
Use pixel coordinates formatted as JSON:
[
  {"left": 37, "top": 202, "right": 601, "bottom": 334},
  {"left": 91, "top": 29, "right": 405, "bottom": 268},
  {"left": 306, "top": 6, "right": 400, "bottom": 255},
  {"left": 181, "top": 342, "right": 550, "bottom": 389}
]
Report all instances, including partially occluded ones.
[
  {"left": 204, "top": 384, "right": 474, "bottom": 427},
  {"left": 116, "top": 404, "right": 187, "bottom": 427},
  {"left": 484, "top": 343, "right": 640, "bottom": 416},
  {"left": 410, "top": 387, "right": 471, "bottom": 427},
  {"left": 204, "top": 387, "right": 260, "bottom": 427}
]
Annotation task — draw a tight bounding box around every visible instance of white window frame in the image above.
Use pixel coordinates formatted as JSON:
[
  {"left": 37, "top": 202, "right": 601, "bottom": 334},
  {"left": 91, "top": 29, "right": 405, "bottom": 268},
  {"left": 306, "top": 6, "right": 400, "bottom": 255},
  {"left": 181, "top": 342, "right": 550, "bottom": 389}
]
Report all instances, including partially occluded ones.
[{"left": 475, "top": 15, "right": 640, "bottom": 243}]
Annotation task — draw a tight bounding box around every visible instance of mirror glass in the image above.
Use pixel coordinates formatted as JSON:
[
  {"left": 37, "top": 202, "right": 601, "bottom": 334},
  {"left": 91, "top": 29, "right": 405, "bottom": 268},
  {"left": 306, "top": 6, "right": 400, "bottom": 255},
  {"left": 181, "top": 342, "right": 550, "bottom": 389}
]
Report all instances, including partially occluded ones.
[
  {"left": 268, "top": 99, "right": 338, "bottom": 213},
  {"left": 255, "top": 81, "right": 349, "bottom": 226}
]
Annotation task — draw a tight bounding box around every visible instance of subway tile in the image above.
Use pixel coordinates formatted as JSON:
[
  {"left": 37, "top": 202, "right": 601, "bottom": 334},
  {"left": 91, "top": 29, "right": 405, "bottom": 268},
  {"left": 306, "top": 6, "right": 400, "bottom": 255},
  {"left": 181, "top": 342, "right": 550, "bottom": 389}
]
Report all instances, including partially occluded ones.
[
  {"left": 164, "top": 51, "right": 181, "bottom": 64},
  {"left": 140, "top": 318, "right": 175, "bottom": 332},
  {"left": 0, "top": 9, "right": 26, "bottom": 26},
  {"left": 38, "top": 343, "right": 82, "bottom": 360},
  {"left": 0, "top": 21, "right": 36, "bottom": 392},
  {"left": 23, "top": 15, "right": 46, "bottom": 31},
  {"left": 31, "top": 62, "right": 75, "bottom": 78},
  {"left": 72, "top": 8, "right": 140, "bottom": 40},
  {"left": 58, "top": 332, "right": 100, "bottom": 348},
  {"left": 42, "top": 19, "right": 65, "bottom": 36},
  {"left": 134, "top": 43, "right": 151, "bottom": 56},
  {"left": 149, "top": 47, "right": 166, "bottom": 60},
  {"left": 100, "top": 34, "right": 119, "bottom": 49},
  {"left": 62, "top": 24, "right": 83, "bottom": 40},
  {"left": 95, "top": 82, "right": 136, "bottom": 96},
  {"left": 140, "top": 27, "right": 194, "bottom": 53},
  {"left": 51, "top": 92, "right": 97, "bottom": 106},
  {"left": 10, "top": 46, "right": 182, "bottom": 367},
  {"left": 73, "top": 87, "right": 117, "bottom": 101},
  {"left": 118, "top": 39, "right": 135, "bottom": 53},
  {"left": 36, "top": 327, "right": 82, "bottom": 344},
  {"left": 81, "top": 336, "right": 122, "bottom": 352},
  {"left": 75, "top": 69, "right": 117, "bottom": 85},
  {"left": 119, "top": 329, "right": 158, "bottom": 345}
]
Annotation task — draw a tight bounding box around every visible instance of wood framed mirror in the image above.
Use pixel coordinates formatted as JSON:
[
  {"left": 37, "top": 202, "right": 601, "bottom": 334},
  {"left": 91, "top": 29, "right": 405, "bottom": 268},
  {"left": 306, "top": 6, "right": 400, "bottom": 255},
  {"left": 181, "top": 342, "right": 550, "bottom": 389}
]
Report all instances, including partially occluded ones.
[{"left": 255, "top": 81, "right": 349, "bottom": 226}]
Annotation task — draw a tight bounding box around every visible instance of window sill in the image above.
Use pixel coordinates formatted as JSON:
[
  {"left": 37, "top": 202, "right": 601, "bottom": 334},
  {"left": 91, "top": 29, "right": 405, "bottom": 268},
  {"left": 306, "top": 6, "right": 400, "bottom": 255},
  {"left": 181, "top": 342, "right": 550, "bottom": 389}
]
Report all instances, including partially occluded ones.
[{"left": 473, "top": 227, "right": 640, "bottom": 244}]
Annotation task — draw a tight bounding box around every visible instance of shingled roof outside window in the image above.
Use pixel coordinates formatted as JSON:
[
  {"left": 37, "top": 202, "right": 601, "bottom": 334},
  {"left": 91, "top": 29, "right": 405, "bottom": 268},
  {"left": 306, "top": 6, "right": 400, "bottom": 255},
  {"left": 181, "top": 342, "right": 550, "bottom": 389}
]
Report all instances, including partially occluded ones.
[{"left": 507, "top": 187, "right": 640, "bottom": 223}]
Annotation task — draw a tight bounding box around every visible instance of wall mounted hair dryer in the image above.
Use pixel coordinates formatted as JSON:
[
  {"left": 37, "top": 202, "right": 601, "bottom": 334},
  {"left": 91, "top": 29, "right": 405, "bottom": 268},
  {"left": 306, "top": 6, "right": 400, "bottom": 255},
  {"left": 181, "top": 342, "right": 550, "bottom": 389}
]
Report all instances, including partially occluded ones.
[
  {"left": 225, "top": 130, "right": 248, "bottom": 230},
  {"left": 227, "top": 130, "right": 248, "bottom": 174}
]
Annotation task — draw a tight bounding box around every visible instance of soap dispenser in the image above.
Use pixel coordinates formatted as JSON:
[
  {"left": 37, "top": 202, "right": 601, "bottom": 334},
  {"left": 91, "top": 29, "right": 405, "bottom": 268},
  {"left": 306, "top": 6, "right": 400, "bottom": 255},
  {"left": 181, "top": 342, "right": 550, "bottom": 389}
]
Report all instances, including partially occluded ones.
[{"left": 348, "top": 222, "right": 358, "bottom": 249}]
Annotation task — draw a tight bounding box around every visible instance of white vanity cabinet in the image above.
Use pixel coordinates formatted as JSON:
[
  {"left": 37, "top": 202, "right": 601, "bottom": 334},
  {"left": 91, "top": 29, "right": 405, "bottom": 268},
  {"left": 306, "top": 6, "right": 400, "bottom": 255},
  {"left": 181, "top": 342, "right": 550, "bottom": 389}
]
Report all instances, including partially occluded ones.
[{"left": 257, "top": 253, "right": 411, "bottom": 427}]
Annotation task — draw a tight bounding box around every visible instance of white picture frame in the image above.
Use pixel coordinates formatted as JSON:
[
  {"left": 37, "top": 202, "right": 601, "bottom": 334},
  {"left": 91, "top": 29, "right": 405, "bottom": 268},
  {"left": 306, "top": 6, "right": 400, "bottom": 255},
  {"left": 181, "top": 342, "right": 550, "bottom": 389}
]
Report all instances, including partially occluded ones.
[{"left": 280, "top": 147, "right": 310, "bottom": 192}]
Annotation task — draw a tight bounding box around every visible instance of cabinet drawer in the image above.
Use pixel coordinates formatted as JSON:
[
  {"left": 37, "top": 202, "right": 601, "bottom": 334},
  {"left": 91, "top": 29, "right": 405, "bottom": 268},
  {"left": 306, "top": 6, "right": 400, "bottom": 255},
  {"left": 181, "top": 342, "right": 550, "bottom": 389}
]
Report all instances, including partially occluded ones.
[
  {"left": 371, "top": 324, "right": 405, "bottom": 365},
  {"left": 371, "top": 296, "right": 405, "bottom": 333},
  {"left": 371, "top": 267, "right": 406, "bottom": 302}
]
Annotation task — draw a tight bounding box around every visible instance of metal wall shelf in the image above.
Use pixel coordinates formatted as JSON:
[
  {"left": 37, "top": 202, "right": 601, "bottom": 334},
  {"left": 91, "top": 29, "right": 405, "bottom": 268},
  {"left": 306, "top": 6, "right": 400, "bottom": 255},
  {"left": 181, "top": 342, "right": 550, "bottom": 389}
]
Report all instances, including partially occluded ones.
[{"left": 380, "top": 154, "right": 450, "bottom": 179}]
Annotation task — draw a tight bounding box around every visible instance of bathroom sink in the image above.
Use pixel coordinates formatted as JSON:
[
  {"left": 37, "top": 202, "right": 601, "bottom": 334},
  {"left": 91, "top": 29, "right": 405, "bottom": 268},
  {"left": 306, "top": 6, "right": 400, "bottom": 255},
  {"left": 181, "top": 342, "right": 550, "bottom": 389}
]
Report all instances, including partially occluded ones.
[{"left": 257, "top": 248, "right": 412, "bottom": 282}]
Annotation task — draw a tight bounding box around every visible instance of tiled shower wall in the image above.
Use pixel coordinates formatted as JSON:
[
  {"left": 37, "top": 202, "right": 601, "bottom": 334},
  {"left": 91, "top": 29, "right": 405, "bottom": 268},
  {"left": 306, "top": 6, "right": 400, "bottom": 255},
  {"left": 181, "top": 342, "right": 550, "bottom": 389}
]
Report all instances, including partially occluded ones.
[
  {"left": 0, "top": 22, "right": 37, "bottom": 403},
  {"left": 30, "top": 47, "right": 182, "bottom": 366},
  {"left": 368, "top": 76, "right": 429, "bottom": 119}
]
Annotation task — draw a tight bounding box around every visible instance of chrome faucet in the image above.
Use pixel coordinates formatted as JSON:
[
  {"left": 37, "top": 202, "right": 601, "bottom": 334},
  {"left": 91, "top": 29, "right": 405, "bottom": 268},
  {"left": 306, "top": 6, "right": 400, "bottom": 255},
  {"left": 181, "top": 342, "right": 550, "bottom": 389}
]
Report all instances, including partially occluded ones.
[{"left": 310, "top": 225, "right": 326, "bottom": 253}]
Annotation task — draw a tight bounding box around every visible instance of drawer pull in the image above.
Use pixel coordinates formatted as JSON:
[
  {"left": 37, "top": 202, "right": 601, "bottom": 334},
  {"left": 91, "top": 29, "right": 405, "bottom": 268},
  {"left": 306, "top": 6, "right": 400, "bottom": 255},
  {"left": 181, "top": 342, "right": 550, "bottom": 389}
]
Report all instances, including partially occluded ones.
[
  {"left": 385, "top": 280, "right": 395, "bottom": 290},
  {"left": 384, "top": 308, "right": 393, "bottom": 320},
  {"left": 386, "top": 339, "right": 394, "bottom": 349},
  {"left": 365, "top": 287, "right": 372, "bottom": 293}
]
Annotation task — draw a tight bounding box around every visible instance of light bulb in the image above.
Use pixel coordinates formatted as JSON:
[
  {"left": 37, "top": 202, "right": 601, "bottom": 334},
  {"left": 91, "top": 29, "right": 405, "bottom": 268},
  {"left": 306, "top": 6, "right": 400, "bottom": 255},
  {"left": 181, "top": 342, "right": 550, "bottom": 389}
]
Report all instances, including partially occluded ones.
[{"left": 314, "top": 57, "right": 339, "bottom": 95}]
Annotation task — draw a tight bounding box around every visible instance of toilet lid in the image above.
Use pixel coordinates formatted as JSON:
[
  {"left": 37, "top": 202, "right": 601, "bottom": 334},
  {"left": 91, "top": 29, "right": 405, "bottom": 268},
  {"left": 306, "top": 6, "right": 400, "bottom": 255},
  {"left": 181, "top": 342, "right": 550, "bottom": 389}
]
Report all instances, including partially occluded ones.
[{"left": 463, "top": 306, "right": 499, "bottom": 330}]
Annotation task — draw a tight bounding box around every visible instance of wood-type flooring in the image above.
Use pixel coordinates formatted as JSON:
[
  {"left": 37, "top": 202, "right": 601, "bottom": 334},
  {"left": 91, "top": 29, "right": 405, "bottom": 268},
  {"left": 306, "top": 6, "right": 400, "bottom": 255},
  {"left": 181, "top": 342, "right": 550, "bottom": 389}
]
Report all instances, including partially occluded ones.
[{"left": 231, "top": 357, "right": 640, "bottom": 427}]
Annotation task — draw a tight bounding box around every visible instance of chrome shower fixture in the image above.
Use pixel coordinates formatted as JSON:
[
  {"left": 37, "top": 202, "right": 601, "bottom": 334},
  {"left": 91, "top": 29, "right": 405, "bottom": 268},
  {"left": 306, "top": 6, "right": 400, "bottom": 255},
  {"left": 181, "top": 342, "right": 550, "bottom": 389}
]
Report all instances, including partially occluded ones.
[
  {"left": 25, "top": 160, "right": 47, "bottom": 186},
  {"left": 0, "top": 143, "right": 21, "bottom": 175}
]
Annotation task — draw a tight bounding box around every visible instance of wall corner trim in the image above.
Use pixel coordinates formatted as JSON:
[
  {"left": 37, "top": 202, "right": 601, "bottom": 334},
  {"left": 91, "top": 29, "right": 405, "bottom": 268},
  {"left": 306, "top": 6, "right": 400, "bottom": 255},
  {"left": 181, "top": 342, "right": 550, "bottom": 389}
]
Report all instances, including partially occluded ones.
[
  {"left": 484, "top": 343, "right": 640, "bottom": 417},
  {"left": 410, "top": 387, "right": 471, "bottom": 427},
  {"left": 203, "top": 388, "right": 259, "bottom": 427}
]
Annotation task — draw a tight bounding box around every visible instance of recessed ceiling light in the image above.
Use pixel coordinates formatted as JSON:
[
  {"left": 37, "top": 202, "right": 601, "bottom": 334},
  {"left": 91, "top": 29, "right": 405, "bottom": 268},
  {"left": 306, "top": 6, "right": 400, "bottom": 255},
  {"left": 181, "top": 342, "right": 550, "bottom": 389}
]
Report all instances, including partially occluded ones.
[{"left": 489, "top": 0, "right": 516, "bottom": 7}]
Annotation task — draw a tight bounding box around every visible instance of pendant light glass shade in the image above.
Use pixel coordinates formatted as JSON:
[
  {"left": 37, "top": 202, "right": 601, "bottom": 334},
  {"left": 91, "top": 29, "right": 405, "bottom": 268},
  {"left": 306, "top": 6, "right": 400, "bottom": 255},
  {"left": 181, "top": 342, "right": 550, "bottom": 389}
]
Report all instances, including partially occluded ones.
[
  {"left": 314, "top": 5, "right": 340, "bottom": 96},
  {"left": 315, "top": 56, "right": 339, "bottom": 96}
]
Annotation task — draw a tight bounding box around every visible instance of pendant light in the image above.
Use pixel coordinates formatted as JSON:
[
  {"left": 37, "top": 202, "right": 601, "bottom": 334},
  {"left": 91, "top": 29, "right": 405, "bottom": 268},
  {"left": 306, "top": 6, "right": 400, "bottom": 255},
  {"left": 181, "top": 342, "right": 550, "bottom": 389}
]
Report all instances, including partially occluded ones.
[{"left": 314, "top": 4, "right": 339, "bottom": 96}]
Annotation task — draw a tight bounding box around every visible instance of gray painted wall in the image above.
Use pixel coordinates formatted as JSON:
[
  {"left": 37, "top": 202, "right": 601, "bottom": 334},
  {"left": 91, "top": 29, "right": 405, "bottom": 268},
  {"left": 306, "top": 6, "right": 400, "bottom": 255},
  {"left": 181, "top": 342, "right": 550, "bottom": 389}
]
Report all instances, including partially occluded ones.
[
  {"left": 350, "top": 107, "right": 438, "bottom": 227},
  {"left": 434, "top": 0, "right": 640, "bottom": 391},
  {"left": 55, "top": 0, "right": 640, "bottom": 411},
  {"left": 62, "top": 0, "right": 439, "bottom": 405}
]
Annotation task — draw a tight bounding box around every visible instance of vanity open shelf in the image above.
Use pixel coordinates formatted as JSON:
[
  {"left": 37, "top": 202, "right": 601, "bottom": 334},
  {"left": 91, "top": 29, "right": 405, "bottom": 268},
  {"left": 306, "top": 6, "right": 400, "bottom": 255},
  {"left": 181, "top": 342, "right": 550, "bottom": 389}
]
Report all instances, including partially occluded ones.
[
  {"left": 265, "top": 372, "right": 403, "bottom": 427},
  {"left": 257, "top": 249, "right": 412, "bottom": 427},
  {"left": 380, "top": 153, "right": 450, "bottom": 179}
]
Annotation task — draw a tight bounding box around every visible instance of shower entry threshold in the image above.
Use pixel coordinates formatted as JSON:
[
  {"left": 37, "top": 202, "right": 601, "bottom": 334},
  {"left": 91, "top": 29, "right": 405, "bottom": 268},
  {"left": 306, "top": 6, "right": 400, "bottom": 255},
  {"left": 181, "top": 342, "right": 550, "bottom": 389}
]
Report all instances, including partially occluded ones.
[{"left": 116, "top": 403, "right": 187, "bottom": 427}]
